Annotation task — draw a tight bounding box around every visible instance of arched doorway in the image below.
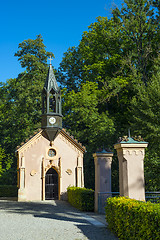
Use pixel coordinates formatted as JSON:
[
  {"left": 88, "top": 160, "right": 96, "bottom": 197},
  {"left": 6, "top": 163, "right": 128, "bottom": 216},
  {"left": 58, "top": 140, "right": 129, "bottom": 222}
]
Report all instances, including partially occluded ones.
[{"left": 45, "top": 168, "right": 58, "bottom": 200}]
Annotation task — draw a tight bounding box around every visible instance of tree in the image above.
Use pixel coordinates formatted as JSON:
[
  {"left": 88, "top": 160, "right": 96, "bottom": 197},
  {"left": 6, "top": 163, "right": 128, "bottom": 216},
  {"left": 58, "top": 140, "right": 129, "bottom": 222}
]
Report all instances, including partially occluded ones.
[
  {"left": 0, "top": 35, "right": 54, "bottom": 184},
  {"left": 58, "top": 0, "right": 159, "bottom": 136},
  {"left": 62, "top": 81, "right": 115, "bottom": 188},
  {"left": 62, "top": 81, "right": 115, "bottom": 147},
  {"left": 130, "top": 61, "right": 160, "bottom": 190},
  {"left": 131, "top": 64, "right": 160, "bottom": 146},
  {"left": 58, "top": 0, "right": 160, "bottom": 189},
  {"left": 112, "top": 0, "right": 159, "bottom": 84}
]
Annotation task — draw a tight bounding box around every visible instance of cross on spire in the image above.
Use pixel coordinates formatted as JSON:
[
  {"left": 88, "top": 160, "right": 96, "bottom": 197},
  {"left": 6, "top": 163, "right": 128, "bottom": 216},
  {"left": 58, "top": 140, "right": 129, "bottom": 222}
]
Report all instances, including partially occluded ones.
[{"left": 48, "top": 56, "right": 53, "bottom": 65}]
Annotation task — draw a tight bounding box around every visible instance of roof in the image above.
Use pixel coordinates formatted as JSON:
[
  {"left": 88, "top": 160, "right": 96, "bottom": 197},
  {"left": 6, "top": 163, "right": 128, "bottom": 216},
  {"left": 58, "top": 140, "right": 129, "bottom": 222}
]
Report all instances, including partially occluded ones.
[
  {"left": 16, "top": 128, "right": 86, "bottom": 153},
  {"left": 43, "top": 64, "right": 59, "bottom": 92},
  {"left": 61, "top": 128, "right": 86, "bottom": 152}
]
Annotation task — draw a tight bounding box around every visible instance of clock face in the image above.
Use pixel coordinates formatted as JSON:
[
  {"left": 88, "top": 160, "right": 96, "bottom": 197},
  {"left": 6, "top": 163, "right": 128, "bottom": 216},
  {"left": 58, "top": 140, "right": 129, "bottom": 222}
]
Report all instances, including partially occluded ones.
[
  {"left": 49, "top": 117, "right": 56, "bottom": 125},
  {"left": 48, "top": 149, "right": 56, "bottom": 157}
]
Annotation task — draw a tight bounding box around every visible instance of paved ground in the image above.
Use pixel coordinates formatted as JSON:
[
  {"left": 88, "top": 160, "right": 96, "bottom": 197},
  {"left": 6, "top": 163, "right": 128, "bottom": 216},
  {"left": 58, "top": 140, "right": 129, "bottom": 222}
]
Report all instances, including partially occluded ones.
[{"left": 0, "top": 200, "right": 118, "bottom": 240}]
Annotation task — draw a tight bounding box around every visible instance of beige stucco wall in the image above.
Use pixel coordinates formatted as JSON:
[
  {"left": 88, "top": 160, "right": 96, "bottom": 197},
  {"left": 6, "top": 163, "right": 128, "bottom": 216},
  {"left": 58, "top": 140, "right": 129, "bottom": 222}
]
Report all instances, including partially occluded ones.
[{"left": 17, "top": 130, "right": 84, "bottom": 201}]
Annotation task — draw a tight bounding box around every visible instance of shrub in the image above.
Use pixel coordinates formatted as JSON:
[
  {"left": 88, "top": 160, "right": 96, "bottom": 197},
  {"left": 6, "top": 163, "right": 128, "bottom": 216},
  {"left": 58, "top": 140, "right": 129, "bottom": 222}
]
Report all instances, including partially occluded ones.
[
  {"left": 105, "top": 197, "right": 160, "bottom": 240},
  {"left": 0, "top": 185, "right": 18, "bottom": 197},
  {"left": 67, "top": 186, "right": 94, "bottom": 211}
]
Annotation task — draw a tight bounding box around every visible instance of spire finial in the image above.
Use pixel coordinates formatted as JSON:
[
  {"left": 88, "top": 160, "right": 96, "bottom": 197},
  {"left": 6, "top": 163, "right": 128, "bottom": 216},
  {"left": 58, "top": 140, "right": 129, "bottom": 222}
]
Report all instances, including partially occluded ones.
[
  {"left": 48, "top": 56, "right": 53, "bottom": 65},
  {"left": 128, "top": 128, "right": 131, "bottom": 138}
]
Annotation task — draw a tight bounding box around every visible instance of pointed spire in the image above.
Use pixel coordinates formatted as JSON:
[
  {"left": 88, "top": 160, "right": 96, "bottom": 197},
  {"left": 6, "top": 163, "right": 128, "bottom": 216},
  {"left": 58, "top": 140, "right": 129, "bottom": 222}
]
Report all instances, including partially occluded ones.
[{"left": 44, "top": 64, "right": 59, "bottom": 93}]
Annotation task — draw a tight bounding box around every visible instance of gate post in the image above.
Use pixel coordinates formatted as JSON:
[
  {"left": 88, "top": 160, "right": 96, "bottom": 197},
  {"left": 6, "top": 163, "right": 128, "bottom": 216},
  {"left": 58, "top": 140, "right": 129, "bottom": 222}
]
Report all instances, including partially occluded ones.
[
  {"left": 93, "top": 150, "right": 113, "bottom": 212},
  {"left": 114, "top": 137, "right": 148, "bottom": 201}
]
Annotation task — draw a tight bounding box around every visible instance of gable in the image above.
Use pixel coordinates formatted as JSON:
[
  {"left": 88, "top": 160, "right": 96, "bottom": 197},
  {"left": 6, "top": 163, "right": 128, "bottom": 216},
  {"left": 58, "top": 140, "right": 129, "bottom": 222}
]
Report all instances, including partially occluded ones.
[{"left": 16, "top": 129, "right": 86, "bottom": 154}]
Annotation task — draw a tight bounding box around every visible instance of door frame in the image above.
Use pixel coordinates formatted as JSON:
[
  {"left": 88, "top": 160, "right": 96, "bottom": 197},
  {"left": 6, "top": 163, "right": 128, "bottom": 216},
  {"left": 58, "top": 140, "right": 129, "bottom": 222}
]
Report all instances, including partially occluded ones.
[
  {"left": 45, "top": 167, "right": 59, "bottom": 200},
  {"left": 42, "top": 158, "right": 61, "bottom": 200}
]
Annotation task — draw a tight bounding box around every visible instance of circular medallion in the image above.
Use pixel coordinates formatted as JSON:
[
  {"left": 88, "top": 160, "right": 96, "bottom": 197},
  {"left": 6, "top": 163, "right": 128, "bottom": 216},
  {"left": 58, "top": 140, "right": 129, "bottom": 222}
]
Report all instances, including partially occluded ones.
[
  {"left": 49, "top": 117, "right": 56, "bottom": 125},
  {"left": 48, "top": 149, "right": 56, "bottom": 157}
]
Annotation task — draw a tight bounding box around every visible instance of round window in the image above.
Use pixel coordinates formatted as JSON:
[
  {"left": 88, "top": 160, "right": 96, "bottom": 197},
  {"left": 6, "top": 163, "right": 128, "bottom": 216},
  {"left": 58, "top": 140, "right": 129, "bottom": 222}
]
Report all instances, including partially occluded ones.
[{"left": 48, "top": 149, "right": 56, "bottom": 157}]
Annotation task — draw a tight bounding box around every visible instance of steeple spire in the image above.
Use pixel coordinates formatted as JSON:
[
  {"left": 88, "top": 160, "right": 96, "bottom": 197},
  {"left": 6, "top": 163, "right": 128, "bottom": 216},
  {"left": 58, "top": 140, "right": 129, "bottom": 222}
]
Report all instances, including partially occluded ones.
[{"left": 44, "top": 64, "right": 59, "bottom": 93}]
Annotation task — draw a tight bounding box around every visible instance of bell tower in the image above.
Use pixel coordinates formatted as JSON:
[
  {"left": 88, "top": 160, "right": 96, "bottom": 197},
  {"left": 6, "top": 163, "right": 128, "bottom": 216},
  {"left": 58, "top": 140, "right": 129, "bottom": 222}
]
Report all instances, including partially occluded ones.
[{"left": 41, "top": 57, "right": 62, "bottom": 141}]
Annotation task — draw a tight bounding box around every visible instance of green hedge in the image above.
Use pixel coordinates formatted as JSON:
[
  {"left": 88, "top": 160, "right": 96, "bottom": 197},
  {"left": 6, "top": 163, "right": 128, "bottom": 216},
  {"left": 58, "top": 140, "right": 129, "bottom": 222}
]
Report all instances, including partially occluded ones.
[
  {"left": 67, "top": 186, "right": 94, "bottom": 211},
  {"left": 105, "top": 197, "right": 160, "bottom": 240},
  {"left": 0, "top": 185, "right": 18, "bottom": 197}
]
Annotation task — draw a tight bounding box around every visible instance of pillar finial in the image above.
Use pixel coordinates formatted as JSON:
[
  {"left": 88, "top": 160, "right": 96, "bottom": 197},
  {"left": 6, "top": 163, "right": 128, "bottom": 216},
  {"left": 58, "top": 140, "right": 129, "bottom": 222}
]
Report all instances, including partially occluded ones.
[{"left": 128, "top": 128, "right": 131, "bottom": 138}]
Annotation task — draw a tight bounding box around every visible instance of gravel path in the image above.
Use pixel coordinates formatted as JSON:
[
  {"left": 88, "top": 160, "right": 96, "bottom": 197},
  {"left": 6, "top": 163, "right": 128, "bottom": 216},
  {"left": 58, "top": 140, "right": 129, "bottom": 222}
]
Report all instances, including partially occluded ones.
[{"left": 0, "top": 200, "right": 118, "bottom": 240}]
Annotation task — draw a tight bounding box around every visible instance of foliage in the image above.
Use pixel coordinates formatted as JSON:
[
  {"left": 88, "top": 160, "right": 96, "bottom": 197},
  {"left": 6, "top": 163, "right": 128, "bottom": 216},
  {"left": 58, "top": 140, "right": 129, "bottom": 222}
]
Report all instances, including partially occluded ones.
[
  {"left": 105, "top": 197, "right": 160, "bottom": 240},
  {"left": 67, "top": 186, "right": 94, "bottom": 211},
  {"left": 62, "top": 81, "right": 115, "bottom": 148},
  {"left": 0, "top": 0, "right": 160, "bottom": 191},
  {"left": 132, "top": 67, "right": 160, "bottom": 147},
  {"left": 0, "top": 146, "right": 7, "bottom": 176},
  {"left": 58, "top": 0, "right": 160, "bottom": 190},
  {"left": 0, "top": 35, "right": 54, "bottom": 184},
  {"left": 144, "top": 150, "right": 160, "bottom": 191},
  {"left": 112, "top": 0, "right": 159, "bottom": 84},
  {"left": 0, "top": 145, "right": 14, "bottom": 185},
  {"left": 62, "top": 81, "right": 115, "bottom": 188},
  {"left": 0, "top": 185, "right": 18, "bottom": 197},
  {"left": 111, "top": 154, "right": 119, "bottom": 192},
  {"left": 131, "top": 66, "right": 160, "bottom": 191}
]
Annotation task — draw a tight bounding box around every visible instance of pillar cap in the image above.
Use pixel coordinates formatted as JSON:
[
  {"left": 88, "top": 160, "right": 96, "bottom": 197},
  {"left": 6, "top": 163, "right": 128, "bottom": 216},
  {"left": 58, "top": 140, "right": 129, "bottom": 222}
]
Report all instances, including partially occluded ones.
[
  {"left": 114, "top": 137, "right": 148, "bottom": 149},
  {"left": 93, "top": 149, "right": 113, "bottom": 158}
]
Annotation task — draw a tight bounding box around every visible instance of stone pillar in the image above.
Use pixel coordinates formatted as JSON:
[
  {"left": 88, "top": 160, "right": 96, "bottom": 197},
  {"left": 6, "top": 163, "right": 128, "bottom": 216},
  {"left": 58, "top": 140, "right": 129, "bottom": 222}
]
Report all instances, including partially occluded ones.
[
  {"left": 114, "top": 137, "right": 148, "bottom": 201},
  {"left": 93, "top": 150, "right": 113, "bottom": 212},
  {"left": 18, "top": 156, "right": 26, "bottom": 201}
]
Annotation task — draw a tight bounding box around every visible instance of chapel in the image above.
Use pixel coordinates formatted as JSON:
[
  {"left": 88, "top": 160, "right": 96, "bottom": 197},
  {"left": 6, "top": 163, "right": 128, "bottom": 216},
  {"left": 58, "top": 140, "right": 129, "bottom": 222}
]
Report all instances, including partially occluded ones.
[{"left": 16, "top": 60, "right": 85, "bottom": 201}]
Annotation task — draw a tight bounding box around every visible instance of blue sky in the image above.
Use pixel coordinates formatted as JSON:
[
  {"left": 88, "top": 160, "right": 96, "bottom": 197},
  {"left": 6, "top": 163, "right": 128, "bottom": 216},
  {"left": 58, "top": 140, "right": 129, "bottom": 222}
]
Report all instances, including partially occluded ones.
[{"left": 0, "top": 0, "right": 123, "bottom": 83}]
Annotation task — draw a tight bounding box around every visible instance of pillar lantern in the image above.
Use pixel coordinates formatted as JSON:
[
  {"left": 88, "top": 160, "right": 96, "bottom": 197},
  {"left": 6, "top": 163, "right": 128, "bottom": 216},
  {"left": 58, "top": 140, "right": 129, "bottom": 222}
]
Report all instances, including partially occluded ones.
[
  {"left": 93, "top": 149, "right": 113, "bottom": 212},
  {"left": 114, "top": 136, "right": 148, "bottom": 201}
]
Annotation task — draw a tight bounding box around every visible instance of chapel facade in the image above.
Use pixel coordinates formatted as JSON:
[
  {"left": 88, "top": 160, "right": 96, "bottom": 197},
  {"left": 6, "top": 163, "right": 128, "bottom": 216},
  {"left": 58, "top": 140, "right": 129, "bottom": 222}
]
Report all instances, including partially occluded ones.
[{"left": 16, "top": 61, "right": 85, "bottom": 201}]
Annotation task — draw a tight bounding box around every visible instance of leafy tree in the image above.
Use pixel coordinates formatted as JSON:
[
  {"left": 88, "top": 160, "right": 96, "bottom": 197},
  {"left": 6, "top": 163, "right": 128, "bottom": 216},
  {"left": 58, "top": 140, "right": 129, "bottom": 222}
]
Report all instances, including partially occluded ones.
[
  {"left": 58, "top": 0, "right": 159, "bottom": 136},
  {"left": 0, "top": 1, "right": 159, "bottom": 191},
  {"left": 131, "top": 62, "right": 160, "bottom": 190},
  {"left": 144, "top": 151, "right": 160, "bottom": 191},
  {"left": 112, "top": 0, "right": 159, "bottom": 84},
  {"left": 131, "top": 64, "right": 160, "bottom": 146},
  {"left": 58, "top": 0, "right": 160, "bottom": 190},
  {"left": 62, "top": 81, "right": 115, "bottom": 188},
  {"left": 0, "top": 146, "right": 7, "bottom": 177},
  {"left": 62, "top": 81, "right": 115, "bottom": 147},
  {"left": 0, "top": 35, "right": 54, "bottom": 184}
]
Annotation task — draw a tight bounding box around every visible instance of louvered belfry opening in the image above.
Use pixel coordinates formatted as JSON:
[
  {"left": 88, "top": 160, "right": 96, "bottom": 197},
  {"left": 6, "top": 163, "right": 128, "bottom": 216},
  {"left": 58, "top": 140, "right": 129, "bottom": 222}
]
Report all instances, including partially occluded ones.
[{"left": 45, "top": 168, "right": 58, "bottom": 200}]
